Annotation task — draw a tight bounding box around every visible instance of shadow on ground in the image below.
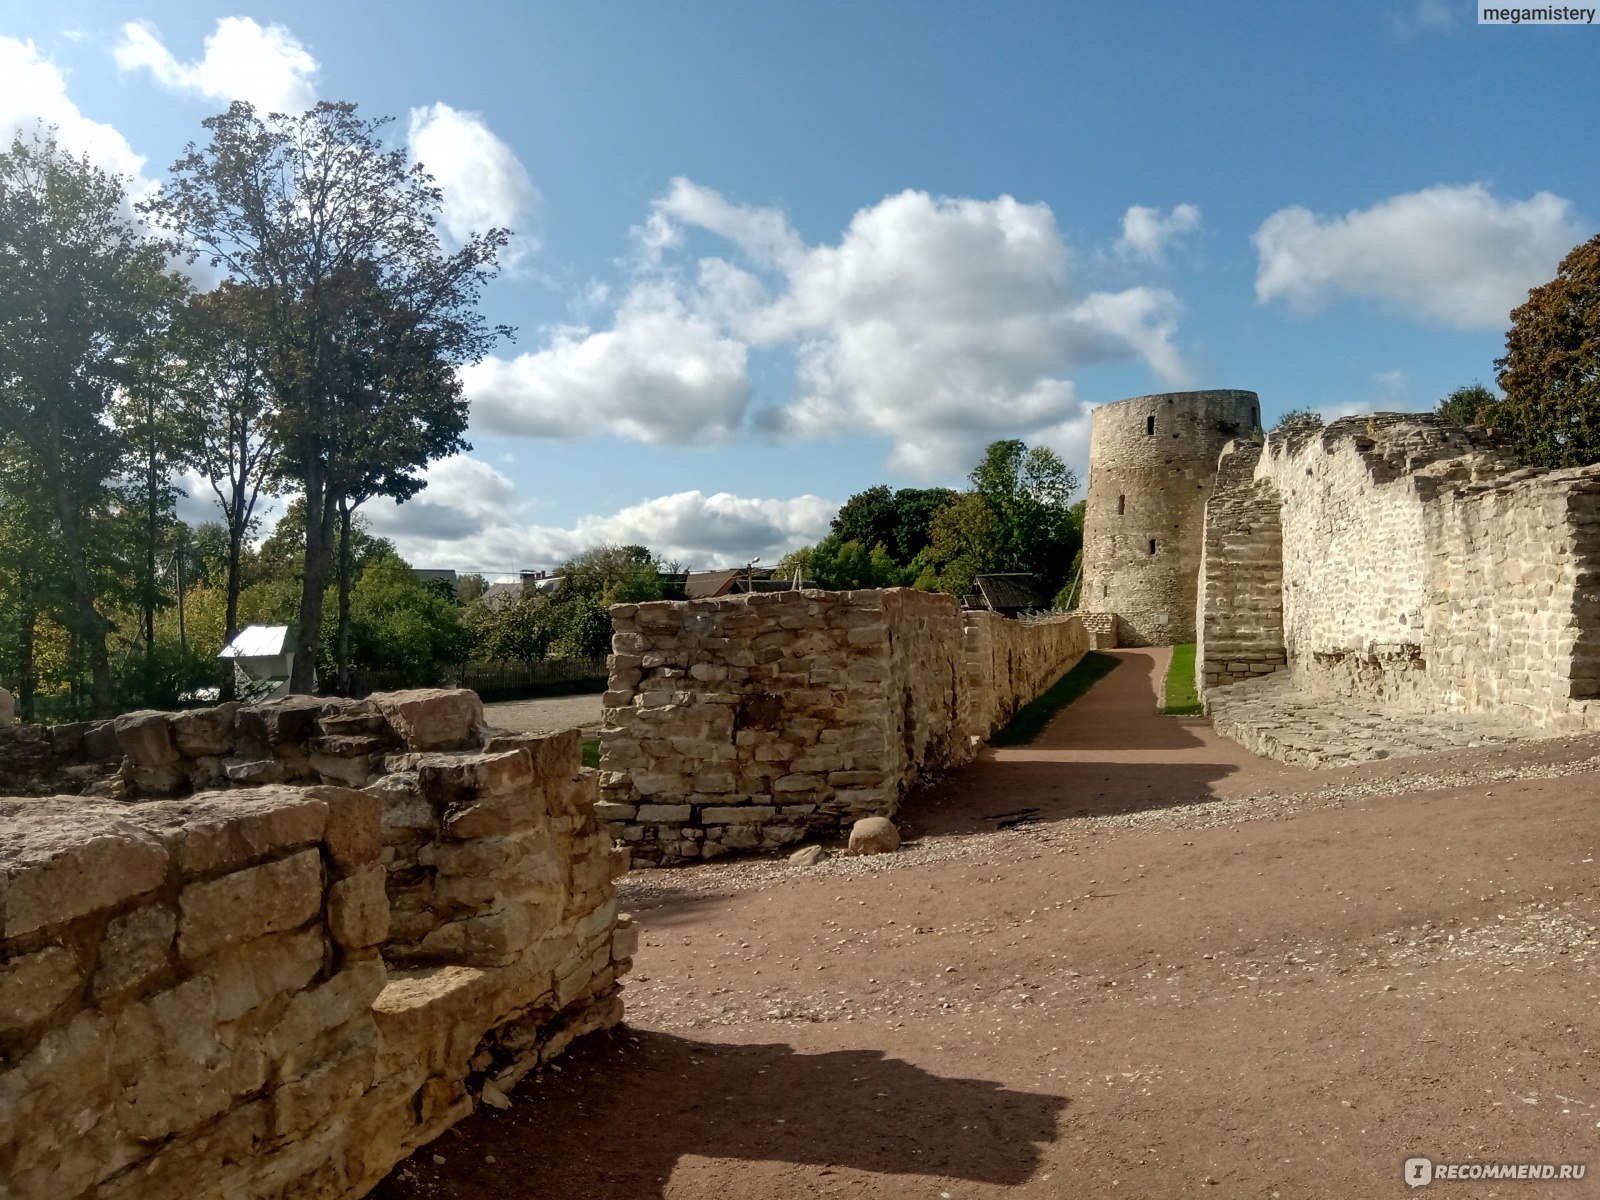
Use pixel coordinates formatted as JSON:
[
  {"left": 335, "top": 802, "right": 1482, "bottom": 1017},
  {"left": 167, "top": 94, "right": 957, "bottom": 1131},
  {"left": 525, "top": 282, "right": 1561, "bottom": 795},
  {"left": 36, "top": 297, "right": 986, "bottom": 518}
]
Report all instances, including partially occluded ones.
[{"left": 372, "top": 1028, "right": 1067, "bottom": 1200}]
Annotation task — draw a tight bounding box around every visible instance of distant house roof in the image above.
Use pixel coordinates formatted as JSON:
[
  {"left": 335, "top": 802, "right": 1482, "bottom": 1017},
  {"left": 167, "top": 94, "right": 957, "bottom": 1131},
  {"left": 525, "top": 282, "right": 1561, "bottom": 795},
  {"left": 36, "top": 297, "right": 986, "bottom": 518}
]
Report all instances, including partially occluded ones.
[
  {"left": 973, "top": 574, "right": 1050, "bottom": 616},
  {"left": 411, "top": 568, "right": 458, "bottom": 585},
  {"left": 684, "top": 569, "right": 744, "bottom": 599},
  {"left": 218, "top": 625, "right": 292, "bottom": 660},
  {"left": 482, "top": 580, "right": 521, "bottom": 607}
]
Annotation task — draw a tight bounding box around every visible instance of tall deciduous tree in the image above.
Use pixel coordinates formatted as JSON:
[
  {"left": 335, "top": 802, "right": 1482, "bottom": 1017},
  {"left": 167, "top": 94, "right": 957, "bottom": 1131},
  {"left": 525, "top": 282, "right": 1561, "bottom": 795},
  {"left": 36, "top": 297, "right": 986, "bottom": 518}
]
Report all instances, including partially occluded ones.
[
  {"left": 175, "top": 283, "right": 277, "bottom": 683},
  {"left": 147, "top": 101, "right": 509, "bottom": 693},
  {"left": 1495, "top": 234, "right": 1600, "bottom": 468},
  {"left": 0, "top": 129, "right": 183, "bottom": 715}
]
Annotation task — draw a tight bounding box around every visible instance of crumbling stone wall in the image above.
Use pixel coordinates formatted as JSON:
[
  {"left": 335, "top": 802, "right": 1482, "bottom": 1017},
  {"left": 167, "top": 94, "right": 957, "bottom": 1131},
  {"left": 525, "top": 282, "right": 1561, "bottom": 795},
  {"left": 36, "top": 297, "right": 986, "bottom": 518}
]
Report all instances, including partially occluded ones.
[
  {"left": 0, "top": 689, "right": 630, "bottom": 1200},
  {"left": 598, "top": 590, "right": 1086, "bottom": 865},
  {"left": 963, "top": 611, "right": 1090, "bottom": 739},
  {"left": 1194, "top": 440, "right": 1286, "bottom": 690},
  {"left": 1208, "top": 414, "right": 1600, "bottom": 733}
]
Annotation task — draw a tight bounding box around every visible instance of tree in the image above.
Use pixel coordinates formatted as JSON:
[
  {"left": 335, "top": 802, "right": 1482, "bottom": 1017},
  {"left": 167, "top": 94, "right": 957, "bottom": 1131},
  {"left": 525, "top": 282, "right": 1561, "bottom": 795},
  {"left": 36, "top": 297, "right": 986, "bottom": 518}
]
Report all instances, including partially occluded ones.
[
  {"left": 809, "top": 535, "right": 906, "bottom": 590},
  {"left": 0, "top": 129, "right": 184, "bottom": 715},
  {"left": 968, "top": 439, "right": 1079, "bottom": 595},
  {"left": 1436, "top": 382, "right": 1499, "bottom": 428},
  {"left": 1494, "top": 234, "right": 1600, "bottom": 468},
  {"left": 924, "top": 492, "right": 1003, "bottom": 595},
  {"left": 558, "top": 543, "right": 665, "bottom": 605},
  {"left": 1273, "top": 407, "right": 1325, "bottom": 432},
  {"left": 829, "top": 484, "right": 957, "bottom": 564},
  {"left": 146, "top": 101, "right": 510, "bottom": 693},
  {"left": 173, "top": 283, "right": 278, "bottom": 687}
]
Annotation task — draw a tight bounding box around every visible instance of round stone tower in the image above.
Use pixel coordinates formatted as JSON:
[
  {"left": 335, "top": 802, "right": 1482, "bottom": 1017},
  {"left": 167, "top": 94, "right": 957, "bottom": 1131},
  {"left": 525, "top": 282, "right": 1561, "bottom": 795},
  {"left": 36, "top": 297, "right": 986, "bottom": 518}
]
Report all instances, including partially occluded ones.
[{"left": 1080, "top": 389, "right": 1260, "bottom": 646}]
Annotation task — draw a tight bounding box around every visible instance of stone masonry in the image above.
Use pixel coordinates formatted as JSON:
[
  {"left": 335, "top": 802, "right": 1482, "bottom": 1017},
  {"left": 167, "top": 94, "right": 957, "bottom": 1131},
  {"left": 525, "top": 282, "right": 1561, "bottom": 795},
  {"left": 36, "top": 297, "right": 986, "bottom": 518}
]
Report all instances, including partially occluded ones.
[
  {"left": 0, "top": 689, "right": 631, "bottom": 1200},
  {"left": 598, "top": 589, "right": 1087, "bottom": 865},
  {"left": 1194, "top": 440, "right": 1286, "bottom": 690},
  {"left": 1198, "top": 413, "right": 1600, "bottom": 738},
  {"left": 1080, "top": 389, "right": 1261, "bottom": 646}
]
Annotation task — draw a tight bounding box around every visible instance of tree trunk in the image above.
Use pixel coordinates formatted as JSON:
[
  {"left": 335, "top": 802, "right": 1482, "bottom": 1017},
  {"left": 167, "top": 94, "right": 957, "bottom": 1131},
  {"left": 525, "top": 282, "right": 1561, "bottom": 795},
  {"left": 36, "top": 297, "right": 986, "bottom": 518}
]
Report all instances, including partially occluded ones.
[
  {"left": 289, "top": 468, "right": 336, "bottom": 694},
  {"left": 43, "top": 467, "right": 113, "bottom": 716},
  {"left": 336, "top": 498, "right": 354, "bottom": 696},
  {"left": 221, "top": 522, "right": 244, "bottom": 702},
  {"left": 143, "top": 388, "right": 158, "bottom": 703},
  {"left": 17, "top": 585, "right": 36, "bottom": 723}
]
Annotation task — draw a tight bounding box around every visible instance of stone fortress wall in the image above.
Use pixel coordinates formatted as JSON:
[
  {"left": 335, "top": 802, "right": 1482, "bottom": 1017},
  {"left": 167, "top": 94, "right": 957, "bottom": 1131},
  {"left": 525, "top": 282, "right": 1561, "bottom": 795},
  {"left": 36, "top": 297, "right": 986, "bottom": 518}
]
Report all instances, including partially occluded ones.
[
  {"left": 1080, "top": 389, "right": 1261, "bottom": 646},
  {"left": 1197, "top": 413, "right": 1600, "bottom": 734},
  {"left": 1, "top": 689, "right": 632, "bottom": 1200},
  {"left": 598, "top": 590, "right": 1088, "bottom": 866},
  {"left": 1194, "top": 440, "right": 1287, "bottom": 689}
]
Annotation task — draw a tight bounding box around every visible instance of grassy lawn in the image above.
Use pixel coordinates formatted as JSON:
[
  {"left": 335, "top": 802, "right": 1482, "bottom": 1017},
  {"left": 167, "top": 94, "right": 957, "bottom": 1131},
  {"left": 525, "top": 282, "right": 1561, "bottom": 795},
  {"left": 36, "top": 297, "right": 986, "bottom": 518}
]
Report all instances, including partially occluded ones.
[
  {"left": 990, "top": 651, "right": 1122, "bottom": 747},
  {"left": 1160, "top": 643, "right": 1204, "bottom": 715},
  {"left": 582, "top": 738, "right": 601, "bottom": 768}
]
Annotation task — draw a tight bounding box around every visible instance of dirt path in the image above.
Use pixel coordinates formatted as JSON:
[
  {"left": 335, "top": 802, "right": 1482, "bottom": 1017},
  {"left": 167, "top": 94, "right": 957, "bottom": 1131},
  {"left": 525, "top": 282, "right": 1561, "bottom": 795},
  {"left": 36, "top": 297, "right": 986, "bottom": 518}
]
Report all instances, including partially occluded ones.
[{"left": 376, "top": 651, "right": 1600, "bottom": 1200}]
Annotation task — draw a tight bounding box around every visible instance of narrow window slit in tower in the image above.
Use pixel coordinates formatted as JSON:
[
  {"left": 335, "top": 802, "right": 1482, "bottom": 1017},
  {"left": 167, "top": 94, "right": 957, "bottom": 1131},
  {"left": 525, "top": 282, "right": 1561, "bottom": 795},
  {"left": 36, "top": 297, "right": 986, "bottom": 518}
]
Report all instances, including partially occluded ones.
[
  {"left": 1148, "top": 538, "right": 1157, "bottom": 555},
  {"left": 1117, "top": 494, "right": 1125, "bottom": 515},
  {"left": 1146, "top": 415, "right": 1155, "bottom": 436}
]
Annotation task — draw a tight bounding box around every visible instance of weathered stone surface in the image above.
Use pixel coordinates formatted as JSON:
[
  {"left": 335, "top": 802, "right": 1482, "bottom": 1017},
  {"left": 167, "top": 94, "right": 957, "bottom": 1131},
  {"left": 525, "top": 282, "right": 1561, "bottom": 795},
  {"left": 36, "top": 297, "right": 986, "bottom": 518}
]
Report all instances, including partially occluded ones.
[
  {"left": 373, "top": 688, "right": 483, "bottom": 751},
  {"left": 328, "top": 865, "right": 390, "bottom": 949},
  {"left": 313, "top": 785, "right": 381, "bottom": 872},
  {"left": 0, "top": 944, "right": 82, "bottom": 1035},
  {"left": 1, "top": 803, "right": 170, "bottom": 938},
  {"left": 169, "top": 703, "right": 239, "bottom": 757},
  {"left": 178, "top": 849, "right": 324, "bottom": 962},
  {"left": 0, "top": 685, "right": 14, "bottom": 726},
  {"left": 167, "top": 790, "right": 329, "bottom": 875},
  {"left": 788, "top": 844, "right": 825, "bottom": 867},
  {"left": 94, "top": 905, "right": 176, "bottom": 1003},
  {"left": 848, "top": 816, "right": 900, "bottom": 855},
  {"left": 112, "top": 710, "right": 179, "bottom": 768}
]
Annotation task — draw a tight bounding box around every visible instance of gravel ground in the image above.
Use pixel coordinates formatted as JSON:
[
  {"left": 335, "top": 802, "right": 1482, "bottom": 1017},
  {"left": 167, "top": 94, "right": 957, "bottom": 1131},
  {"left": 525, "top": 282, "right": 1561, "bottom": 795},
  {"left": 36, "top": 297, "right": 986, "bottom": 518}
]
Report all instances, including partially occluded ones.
[
  {"left": 376, "top": 650, "right": 1600, "bottom": 1200},
  {"left": 481, "top": 693, "right": 604, "bottom": 736}
]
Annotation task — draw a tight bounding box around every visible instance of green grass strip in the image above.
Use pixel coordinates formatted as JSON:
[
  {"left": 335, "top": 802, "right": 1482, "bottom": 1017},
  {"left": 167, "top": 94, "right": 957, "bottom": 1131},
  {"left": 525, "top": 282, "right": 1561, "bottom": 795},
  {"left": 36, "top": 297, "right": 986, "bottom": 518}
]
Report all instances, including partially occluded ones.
[
  {"left": 1161, "top": 643, "right": 1204, "bottom": 715},
  {"left": 582, "top": 738, "right": 601, "bottom": 769},
  {"left": 990, "top": 651, "right": 1122, "bottom": 747}
]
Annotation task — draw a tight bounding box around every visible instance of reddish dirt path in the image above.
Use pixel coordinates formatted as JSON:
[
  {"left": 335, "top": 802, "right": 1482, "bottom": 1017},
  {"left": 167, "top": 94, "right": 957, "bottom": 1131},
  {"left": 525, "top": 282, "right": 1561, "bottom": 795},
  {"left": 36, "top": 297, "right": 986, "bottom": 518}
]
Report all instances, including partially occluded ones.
[{"left": 376, "top": 651, "right": 1600, "bottom": 1200}]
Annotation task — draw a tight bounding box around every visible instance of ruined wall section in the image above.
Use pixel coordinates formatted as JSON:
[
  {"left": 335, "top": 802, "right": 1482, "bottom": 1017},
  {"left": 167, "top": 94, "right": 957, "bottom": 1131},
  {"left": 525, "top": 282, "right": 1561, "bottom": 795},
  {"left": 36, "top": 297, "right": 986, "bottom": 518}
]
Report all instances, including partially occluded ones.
[
  {"left": 1423, "top": 465, "right": 1600, "bottom": 729},
  {"left": 1258, "top": 415, "right": 1517, "bottom": 708},
  {"left": 598, "top": 591, "right": 1087, "bottom": 865},
  {"left": 963, "top": 611, "right": 1089, "bottom": 739},
  {"left": 1195, "top": 440, "right": 1286, "bottom": 690},
  {"left": 1081, "top": 389, "right": 1261, "bottom": 646},
  {"left": 1252, "top": 414, "right": 1600, "bottom": 731},
  {"left": 0, "top": 689, "right": 630, "bottom": 1200}
]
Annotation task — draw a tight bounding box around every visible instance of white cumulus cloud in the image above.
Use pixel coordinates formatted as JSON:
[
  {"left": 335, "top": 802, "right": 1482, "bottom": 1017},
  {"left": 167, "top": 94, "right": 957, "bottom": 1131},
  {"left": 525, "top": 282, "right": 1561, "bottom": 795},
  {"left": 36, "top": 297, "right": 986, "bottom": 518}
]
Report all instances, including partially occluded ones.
[
  {"left": 362, "top": 455, "right": 835, "bottom": 571},
  {"left": 462, "top": 282, "right": 752, "bottom": 445},
  {"left": 0, "top": 37, "right": 148, "bottom": 185},
  {"left": 1116, "top": 203, "right": 1201, "bottom": 263},
  {"left": 114, "top": 17, "right": 318, "bottom": 114},
  {"left": 1253, "top": 183, "right": 1585, "bottom": 329},
  {"left": 407, "top": 103, "right": 539, "bottom": 265}
]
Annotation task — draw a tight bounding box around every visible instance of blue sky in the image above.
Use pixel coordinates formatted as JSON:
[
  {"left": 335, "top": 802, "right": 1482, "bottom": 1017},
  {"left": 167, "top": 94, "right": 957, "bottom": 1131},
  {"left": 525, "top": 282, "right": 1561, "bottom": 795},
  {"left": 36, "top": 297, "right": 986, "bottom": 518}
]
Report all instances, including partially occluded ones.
[{"left": 2, "top": 1, "right": 1595, "bottom": 573}]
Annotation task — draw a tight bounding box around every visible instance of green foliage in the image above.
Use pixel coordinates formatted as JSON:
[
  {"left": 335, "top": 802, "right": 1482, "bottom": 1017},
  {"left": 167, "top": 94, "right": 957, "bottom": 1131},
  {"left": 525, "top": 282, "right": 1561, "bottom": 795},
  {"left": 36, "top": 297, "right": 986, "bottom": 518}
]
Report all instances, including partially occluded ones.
[
  {"left": 829, "top": 485, "right": 957, "bottom": 564},
  {"left": 1436, "top": 383, "right": 1499, "bottom": 428},
  {"left": 468, "top": 589, "right": 558, "bottom": 668},
  {"left": 1273, "top": 408, "right": 1325, "bottom": 432},
  {"left": 1494, "top": 234, "right": 1600, "bottom": 468},
  {"left": 809, "top": 535, "right": 908, "bottom": 590},
  {"left": 333, "top": 556, "right": 465, "bottom": 683},
  {"left": 1160, "top": 644, "right": 1203, "bottom": 716},
  {"left": 558, "top": 543, "right": 665, "bottom": 605}
]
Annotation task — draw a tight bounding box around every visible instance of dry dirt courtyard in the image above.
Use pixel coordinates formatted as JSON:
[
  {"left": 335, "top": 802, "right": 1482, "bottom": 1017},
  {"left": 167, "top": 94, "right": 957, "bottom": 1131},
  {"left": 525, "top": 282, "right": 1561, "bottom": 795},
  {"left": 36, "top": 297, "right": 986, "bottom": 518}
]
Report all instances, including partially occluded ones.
[{"left": 376, "top": 649, "right": 1600, "bottom": 1199}]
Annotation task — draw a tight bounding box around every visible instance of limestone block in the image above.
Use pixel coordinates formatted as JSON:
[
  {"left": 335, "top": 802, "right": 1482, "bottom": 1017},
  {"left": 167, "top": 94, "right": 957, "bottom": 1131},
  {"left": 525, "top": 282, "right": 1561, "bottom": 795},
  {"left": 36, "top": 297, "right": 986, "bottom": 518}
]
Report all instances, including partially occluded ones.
[
  {"left": 178, "top": 848, "right": 324, "bottom": 963},
  {"left": 773, "top": 773, "right": 825, "bottom": 793},
  {"left": 112, "top": 976, "right": 241, "bottom": 1142},
  {"left": 309, "top": 750, "right": 372, "bottom": 788},
  {"left": 223, "top": 756, "right": 282, "bottom": 785},
  {"left": 329, "top": 865, "right": 390, "bottom": 949},
  {"left": 312, "top": 785, "right": 382, "bottom": 872},
  {"left": 611, "top": 913, "right": 639, "bottom": 961},
  {"left": 0, "top": 943, "right": 83, "bottom": 1036},
  {"left": 373, "top": 688, "right": 484, "bottom": 751},
  {"left": 266, "top": 959, "right": 386, "bottom": 1076},
  {"left": 168, "top": 789, "right": 329, "bottom": 875},
  {"left": 700, "top": 805, "right": 777, "bottom": 823},
  {"left": 204, "top": 927, "right": 326, "bottom": 1023},
  {"left": 111, "top": 710, "right": 179, "bottom": 768},
  {"left": 595, "top": 801, "right": 638, "bottom": 822},
  {"left": 635, "top": 803, "right": 692, "bottom": 822},
  {"left": 2, "top": 807, "right": 170, "bottom": 938},
  {"left": 418, "top": 906, "right": 531, "bottom": 967},
  {"left": 419, "top": 748, "right": 534, "bottom": 801},
  {"left": 93, "top": 905, "right": 176, "bottom": 1004},
  {"left": 269, "top": 1021, "right": 378, "bottom": 1140},
  {"left": 169, "top": 703, "right": 239, "bottom": 757}
]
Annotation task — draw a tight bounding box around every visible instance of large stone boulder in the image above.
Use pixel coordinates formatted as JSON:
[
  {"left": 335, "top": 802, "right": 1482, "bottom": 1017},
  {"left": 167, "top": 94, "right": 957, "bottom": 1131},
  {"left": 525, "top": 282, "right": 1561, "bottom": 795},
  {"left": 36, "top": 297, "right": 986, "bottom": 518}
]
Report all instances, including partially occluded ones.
[
  {"left": 848, "top": 817, "right": 900, "bottom": 856},
  {"left": 374, "top": 688, "right": 484, "bottom": 751},
  {"left": 110, "top": 710, "right": 178, "bottom": 768}
]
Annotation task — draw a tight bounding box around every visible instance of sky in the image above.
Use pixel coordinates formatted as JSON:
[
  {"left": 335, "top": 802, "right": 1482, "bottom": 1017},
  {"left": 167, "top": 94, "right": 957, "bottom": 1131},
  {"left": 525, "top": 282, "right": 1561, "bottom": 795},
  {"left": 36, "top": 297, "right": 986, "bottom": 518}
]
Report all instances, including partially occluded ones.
[{"left": 2, "top": 1, "right": 1596, "bottom": 575}]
